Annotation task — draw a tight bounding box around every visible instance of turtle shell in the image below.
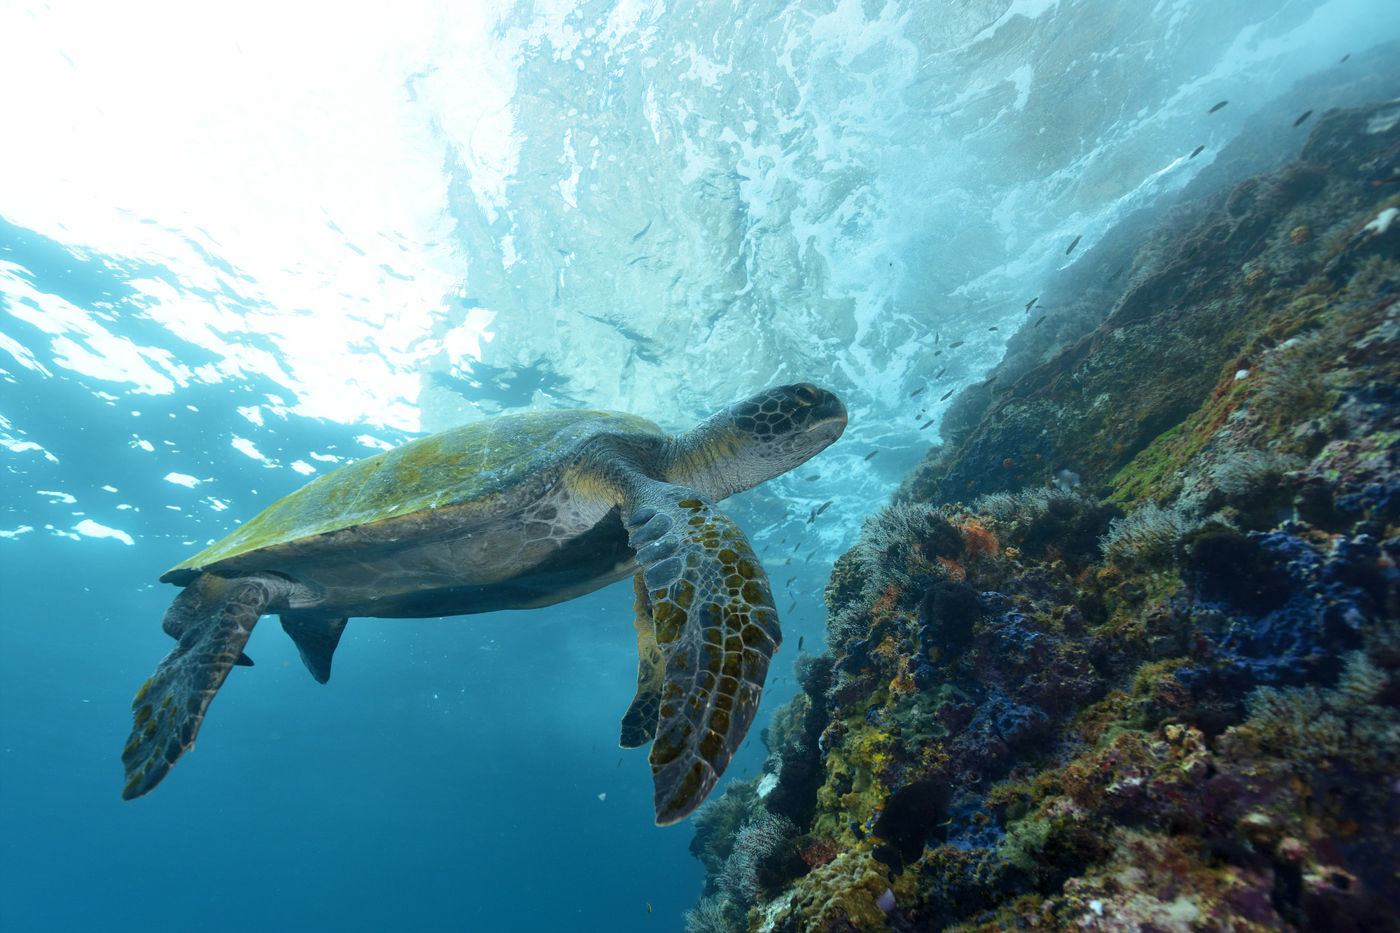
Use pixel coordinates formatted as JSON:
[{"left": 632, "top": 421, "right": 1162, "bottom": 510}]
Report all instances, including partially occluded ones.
[{"left": 162, "top": 408, "right": 662, "bottom": 584}]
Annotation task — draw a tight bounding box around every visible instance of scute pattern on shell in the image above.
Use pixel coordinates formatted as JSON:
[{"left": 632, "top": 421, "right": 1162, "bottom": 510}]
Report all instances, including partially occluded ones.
[{"left": 165, "top": 409, "right": 661, "bottom": 578}]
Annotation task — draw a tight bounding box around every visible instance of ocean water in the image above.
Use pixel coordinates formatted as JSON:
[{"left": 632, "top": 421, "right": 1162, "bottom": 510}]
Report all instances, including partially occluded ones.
[{"left": 2, "top": 2, "right": 1398, "bottom": 931}]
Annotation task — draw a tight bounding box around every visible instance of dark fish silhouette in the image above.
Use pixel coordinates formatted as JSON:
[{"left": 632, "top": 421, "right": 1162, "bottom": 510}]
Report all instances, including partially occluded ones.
[
  {"left": 988, "top": 326, "right": 998, "bottom": 332},
  {"left": 1293, "top": 110, "right": 1313, "bottom": 128},
  {"left": 804, "top": 474, "right": 821, "bottom": 481},
  {"left": 1209, "top": 100, "right": 1228, "bottom": 114},
  {"left": 1341, "top": 53, "right": 1350, "bottom": 63},
  {"left": 864, "top": 450, "right": 880, "bottom": 461},
  {"left": 1034, "top": 316, "right": 1047, "bottom": 327},
  {"left": 949, "top": 340, "right": 965, "bottom": 349},
  {"left": 787, "top": 601, "right": 797, "bottom": 613},
  {"left": 910, "top": 385, "right": 926, "bottom": 397},
  {"left": 797, "top": 636, "right": 804, "bottom": 651},
  {"left": 1190, "top": 145, "right": 1205, "bottom": 159},
  {"left": 935, "top": 367, "right": 948, "bottom": 378},
  {"left": 814, "top": 500, "right": 833, "bottom": 517},
  {"left": 784, "top": 576, "right": 796, "bottom": 588},
  {"left": 1025, "top": 297, "right": 1038, "bottom": 311},
  {"left": 920, "top": 418, "right": 936, "bottom": 429},
  {"left": 1066, "top": 235, "right": 1082, "bottom": 255},
  {"left": 940, "top": 388, "right": 955, "bottom": 401}
]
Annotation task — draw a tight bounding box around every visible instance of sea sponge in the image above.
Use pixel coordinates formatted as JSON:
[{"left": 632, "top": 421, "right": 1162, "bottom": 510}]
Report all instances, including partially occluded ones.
[{"left": 755, "top": 850, "right": 894, "bottom": 933}]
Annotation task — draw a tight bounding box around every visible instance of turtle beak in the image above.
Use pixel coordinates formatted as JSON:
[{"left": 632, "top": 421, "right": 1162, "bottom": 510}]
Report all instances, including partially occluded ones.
[{"left": 805, "top": 392, "right": 847, "bottom": 445}]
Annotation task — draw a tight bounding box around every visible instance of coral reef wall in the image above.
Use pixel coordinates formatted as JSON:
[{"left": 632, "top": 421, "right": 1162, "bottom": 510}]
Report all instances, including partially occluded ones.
[{"left": 685, "top": 98, "right": 1400, "bottom": 933}]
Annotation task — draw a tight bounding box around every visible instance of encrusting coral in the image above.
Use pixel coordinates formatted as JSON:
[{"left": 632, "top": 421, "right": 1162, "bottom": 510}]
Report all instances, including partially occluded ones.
[{"left": 685, "top": 98, "right": 1400, "bottom": 932}]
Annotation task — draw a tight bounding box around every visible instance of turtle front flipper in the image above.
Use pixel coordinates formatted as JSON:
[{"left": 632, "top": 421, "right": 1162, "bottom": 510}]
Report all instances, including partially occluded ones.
[
  {"left": 121, "top": 573, "right": 277, "bottom": 800},
  {"left": 624, "top": 490, "right": 781, "bottom": 825},
  {"left": 620, "top": 571, "right": 664, "bottom": 748}
]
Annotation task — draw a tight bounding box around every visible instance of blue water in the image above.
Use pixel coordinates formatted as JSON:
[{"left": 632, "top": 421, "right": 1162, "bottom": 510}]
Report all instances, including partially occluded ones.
[{"left": 4, "top": 1, "right": 1399, "bottom": 931}]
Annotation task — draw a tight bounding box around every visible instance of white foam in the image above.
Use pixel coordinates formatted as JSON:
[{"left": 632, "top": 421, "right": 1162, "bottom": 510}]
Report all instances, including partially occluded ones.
[
  {"left": 231, "top": 436, "right": 267, "bottom": 462},
  {"left": 74, "top": 519, "right": 134, "bottom": 546}
]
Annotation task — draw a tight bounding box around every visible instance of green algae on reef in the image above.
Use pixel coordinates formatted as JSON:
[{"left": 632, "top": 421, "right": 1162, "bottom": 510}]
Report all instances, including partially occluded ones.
[{"left": 686, "top": 98, "right": 1400, "bottom": 933}]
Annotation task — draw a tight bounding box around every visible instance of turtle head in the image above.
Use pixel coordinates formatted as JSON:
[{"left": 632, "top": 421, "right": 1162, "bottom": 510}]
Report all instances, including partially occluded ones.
[{"left": 672, "top": 383, "right": 847, "bottom": 498}]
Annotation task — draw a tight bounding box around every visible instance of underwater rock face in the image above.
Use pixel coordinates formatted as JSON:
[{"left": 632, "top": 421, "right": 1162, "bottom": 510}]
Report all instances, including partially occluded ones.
[{"left": 686, "top": 99, "right": 1400, "bottom": 933}]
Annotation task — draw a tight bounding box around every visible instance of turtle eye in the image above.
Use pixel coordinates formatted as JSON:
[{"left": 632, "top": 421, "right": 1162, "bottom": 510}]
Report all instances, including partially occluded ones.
[{"left": 793, "top": 383, "right": 820, "bottom": 405}]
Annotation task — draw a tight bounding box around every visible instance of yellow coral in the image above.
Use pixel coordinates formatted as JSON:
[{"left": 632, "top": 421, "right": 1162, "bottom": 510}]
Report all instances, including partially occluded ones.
[{"left": 755, "top": 850, "right": 893, "bottom": 933}]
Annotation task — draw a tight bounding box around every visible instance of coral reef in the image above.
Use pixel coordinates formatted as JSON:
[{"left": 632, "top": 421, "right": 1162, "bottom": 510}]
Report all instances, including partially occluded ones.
[{"left": 685, "top": 99, "right": 1400, "bottom": 932}]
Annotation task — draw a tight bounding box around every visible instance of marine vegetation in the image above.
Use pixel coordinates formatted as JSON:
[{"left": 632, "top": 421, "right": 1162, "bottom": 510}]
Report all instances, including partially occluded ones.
[{"left": 686, "top": 100, "right": 1400, "bottom": 931}]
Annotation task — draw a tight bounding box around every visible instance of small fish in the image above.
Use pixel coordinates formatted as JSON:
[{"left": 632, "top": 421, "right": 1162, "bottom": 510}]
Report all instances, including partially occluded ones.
[
  {"left": 787, "top": 601, "right": 797, "bottom": 613},
  {"left": 814, "top": 500, "right": 833, "bottom": 517},
  {"left": 988, "top": 326, "right": 998, "bottom": 332},
  {"left": 784, "top": 576, "right": 796, "bottom": 588},
  {"left": 1209, "top": 100, "right": 1228, "bottom": 114},
  {"left": 863, "top": 450, "right": 880, "bottom": 461},
  {"left": 1190, "top": 145, "right": 1205, "bottom": 159},
  {"left": 632, "top": 219, "right": 652, "bottom": 242},
  {"left": 806, "top": 509, "right": 816, "bottom": 525},
  {"left": 910, "top": 385, "right": 926, "bottom": 397},
  {"left": 934, "top": 332, "right": 940, "bottom": 344},
  {"left": 1025, "top": 296, "right": 1038, "bottom": 311},
  {"left": 798, "top": 636, "right": 805, "bottom": 651},
  {"left": 935, "top": 367, "right": 948, "bottom": 378},
  {"left": 646, "top": 903, "right": 653, "bottom": 914},
  {"left": 920, "top": 418, "right": 936, "bottom": 429},
  {"left": 804, "top": 474, "right": 821, "bottom": 481},
  {"left": 617, "top": 757, "right": 622, "bottom": 768},
  {"left": 939, "top": 388, "right": 955, "bottom": 401},
  {"left": 1065, "top": 235, "right": 1082, "bottom": 255},
  {"left": 948, "top": 340, "right": 965, "bottom": 349},
  {"left": 1293, "top": 110, "right": 1313, "bottom": 128},
  {"left": 1034, "top": 316, "right": 1046, "bottom": 327},
  {"left": 934, "top": 349, "right": 944, "bottom": 357},
  {"left": 1340, "top": 53, "right": 1350, "bottom": 63}
]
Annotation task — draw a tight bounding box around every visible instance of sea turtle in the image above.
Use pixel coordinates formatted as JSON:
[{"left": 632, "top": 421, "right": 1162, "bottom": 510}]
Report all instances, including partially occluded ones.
[{"left": 121, "top": 383, "right": 846, "bottom": 824}]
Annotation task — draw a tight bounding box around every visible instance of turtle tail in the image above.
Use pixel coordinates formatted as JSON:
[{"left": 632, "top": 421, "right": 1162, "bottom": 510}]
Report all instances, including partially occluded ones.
[
  {"left": 625, "top": 492, "right": 781, "bottom": 825},
  {"left": 121, "top": 573, "right": 271, "bottom": 800}
]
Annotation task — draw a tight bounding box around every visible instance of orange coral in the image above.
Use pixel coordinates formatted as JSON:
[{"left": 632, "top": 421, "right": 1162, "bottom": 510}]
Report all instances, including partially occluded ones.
[
  {"left": 870, "top": 583, "right": 902, "bottom": 620},
  {"left": 936, "top": 555, "right": 967, "bottom": 581},
  {"left": 890, "top": 667, "right": 918, "bottom": 699},
  {"left": 960, "top": 518, "right": 1000, "bottom": 557},
  {"left": 799, "top": 837, "right": 841, "bottom": 868}
]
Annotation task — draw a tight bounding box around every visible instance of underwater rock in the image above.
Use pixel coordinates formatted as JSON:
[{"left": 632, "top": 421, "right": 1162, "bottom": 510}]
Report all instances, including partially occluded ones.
[{"left": 686, "top": 98, "right": 1400, "bottom": 933}]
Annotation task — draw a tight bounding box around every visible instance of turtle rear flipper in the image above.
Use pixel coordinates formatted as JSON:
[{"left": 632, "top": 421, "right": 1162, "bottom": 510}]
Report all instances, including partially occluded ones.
[
  {"left": 280, "top": 614, "right": 349, "bottom": 684},
  {"left": 121, "top": 573, "right": 278, "bottom": 800},
  {"left": 624, "top": 489, "right": 781, "bottom": 825}
]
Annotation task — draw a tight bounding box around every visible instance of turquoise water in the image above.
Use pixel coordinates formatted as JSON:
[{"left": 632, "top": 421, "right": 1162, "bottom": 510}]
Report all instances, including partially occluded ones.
[{"left": 3, "top": 2, "right": 1398, "bottom": 931}]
